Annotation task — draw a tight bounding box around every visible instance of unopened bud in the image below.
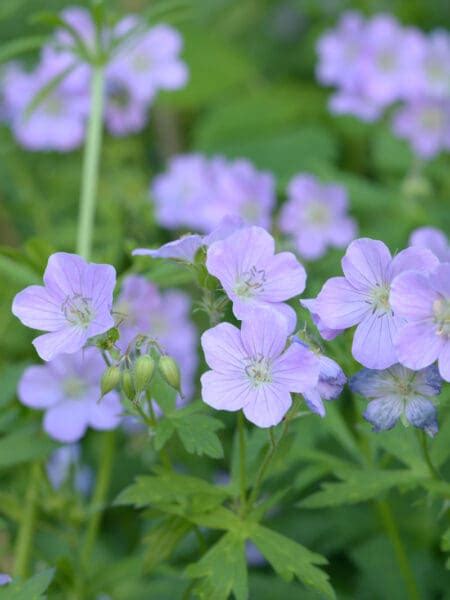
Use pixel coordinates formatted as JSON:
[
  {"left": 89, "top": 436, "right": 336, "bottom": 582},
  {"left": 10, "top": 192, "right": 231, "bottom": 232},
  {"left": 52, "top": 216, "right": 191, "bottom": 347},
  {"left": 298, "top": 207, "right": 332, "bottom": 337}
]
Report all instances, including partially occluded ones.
[
  {"left": 134, "top": 355, "right": 155, "bottom": 393},
  {"left": 158, "top": 355, "right": 181, "bottom": 392},
  {"left": 121, "top": 370, "right": 135, "bottom": 401},
  {"left": 100, "top": 365, "right": 121, "bottom": 397}
]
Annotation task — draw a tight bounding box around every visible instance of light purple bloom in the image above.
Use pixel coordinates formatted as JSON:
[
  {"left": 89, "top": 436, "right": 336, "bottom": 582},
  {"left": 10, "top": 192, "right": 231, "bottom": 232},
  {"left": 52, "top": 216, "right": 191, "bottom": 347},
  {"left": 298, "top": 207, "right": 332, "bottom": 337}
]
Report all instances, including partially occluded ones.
[
  {"left": 206, "top": 226, "right": 306, "bottom": 330},
  {"left": 300, "top": 298, "right": 344, "bottom": 341},
  {"left": 0, "top": 574, "right": 11, "bottom": 586},
  {"left": 201, "top": 310, "right": 319, "bottom": 427},
  {"left": 279, "top": 174, "right": 357, "bottom": 260},
  {"left": 315, "top": 238, "right": 438, "bottom": 369},
  {"left": 114, "top": 275, "right": 197, "bottom": 397},
  {"left": 350, "top": 364, "right": 441, "bottom": 436},
  {"left": 409, "top": 226, "right": 450, "bottom": 262},
  {"left": 46, "top": 444, "right": 92, "bottom": 495},
  {"left": 18, "top": 348, "right": 122, "bottom": 443},
  {"left": 104, "top": 77, "right": 150, "bottom": 136},
  {"left": 415, "top": 31, "right": 450, "bottom": 100},
  {"left": 392, "top": 98, "right": 450, "bottom": 159},
  {"left": 12, "top": 252, "right": 116, "bottom": 361},
  {"left": 328, "top": 91, "right": 383, "bottom": 122},
  {"left": 390, "top": 263, "right": 450, "bottom": 382}
]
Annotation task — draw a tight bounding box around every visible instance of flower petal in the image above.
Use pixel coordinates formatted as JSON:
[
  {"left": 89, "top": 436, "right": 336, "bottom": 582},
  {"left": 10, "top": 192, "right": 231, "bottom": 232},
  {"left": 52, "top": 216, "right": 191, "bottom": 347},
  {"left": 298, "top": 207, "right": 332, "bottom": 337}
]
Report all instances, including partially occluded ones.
[
  {"left": 43, "top": 400, "right": 89, "bottom": 443},
  {"left": 438, "top": 342, "right": 450, "bottom": 382},
  {"left": 88, "top": 391, "right": 122, "bottom": 430},
  {"left": 201, "top": 370, "right": 251, "bottom": 411},
  {"left": 201, "top": 322, "right": 245, "bottom": 372},
  {"left": 390, "top": 271, "right": 436, "bottom": 320},
  {"left": 242, "top": 384, "right": 292, "bottom": 427},
  {"left": 389, "top": 247, "right": 439, "bottom": 279},
  {"left": 272, "top": 343, "right": 319, "bottom": 393},
  {"left": 259, "top": 252, "right": 306, "bottom": 301},
  {"left": 342, "top": 238, "right": 392, "bottom": 290},
  {"left": 363, "top": 396, "right": 403, "bottom": 432},
  {"left": 405, "top": 396, "right": 438, "bottom": 436},
  {"left": 43, "top": 252, "right": 88, "bottom": 298},
  {"left": 12, "top": 285, "right": 65, "bottom": 332},
  {"left": 431, "top": 263, "right": 450, "bottom": 297},
  {"left": 395, "top": 321, "right": 444, "bottom": 370},
  {"left": 302, "top": 389, "right": 326, "bottom": 416},
  {"left": 241, "top": 309, "right": 288, "bottom": 360},
  {"left": 352, "top": 312, "right": 399, "bottom": 369},
  {"left": 316, "top": 276, "right": 370, "bottom": 329},
  {"left": 33, "top": 327, "right": 87, "bottom": 361},
  {"left": 18, "top": 365, "right": 62, "bottom": 408}
]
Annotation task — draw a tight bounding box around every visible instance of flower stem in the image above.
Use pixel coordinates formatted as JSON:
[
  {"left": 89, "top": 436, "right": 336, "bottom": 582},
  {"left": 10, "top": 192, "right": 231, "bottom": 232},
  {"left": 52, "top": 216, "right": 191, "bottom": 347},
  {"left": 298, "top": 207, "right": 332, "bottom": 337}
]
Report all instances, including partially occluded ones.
[
  {"left": 376, "top": 500, "right": 421, "bottom": 600},
  {"left": 81, "top": 429, "right": 116, "bottom": 570},
  {"left": 418, "top": 430, "right": 441, "bottom": 480},
  {"left": 76, "top": 65, "right": 105, "bottom": 260},
  {"left": 13, "top": 461, "right": 41, "bottom": 579},
  {"left": 237, "top": 412, "right": 247, "bottom": 513}
]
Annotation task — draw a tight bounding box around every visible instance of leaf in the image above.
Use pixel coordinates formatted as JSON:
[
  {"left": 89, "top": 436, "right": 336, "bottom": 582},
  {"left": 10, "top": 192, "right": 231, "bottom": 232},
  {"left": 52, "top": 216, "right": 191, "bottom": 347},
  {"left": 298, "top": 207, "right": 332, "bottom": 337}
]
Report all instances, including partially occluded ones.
[
  {"left": 299, "top": 470, "right": 423, "bottom": 509},
  {"left": 0, "top": 254, "right": 40, "bottom": 287},
  {"left": 442, "top": 527, "right": 450, "bottom": 569},
  {"left": 0, "top": 568, "right": 54, "bottom": 599},
  {"left": 172, "top": 413, "right": 224, "bottom": 459},
  {"left": 186, "top": 531, "right": 248, "bottom": 600},
  {"left": 153, "top": 419, "right": 175, "bottom": 451},
  {"left": 151, "top": 371, "right": 177, "bottom": 414},
  {"left": 0, "top": 426, "right": 56, "bottom": 470},
  {"left": 249, "top": 524, "right": 334, "bottom": 599},
  {"left": 143, "top": 516, "right": 192, "bottom": 572},
  {"left": 0, "top": 36, "right": 48, "bottom": 64}
]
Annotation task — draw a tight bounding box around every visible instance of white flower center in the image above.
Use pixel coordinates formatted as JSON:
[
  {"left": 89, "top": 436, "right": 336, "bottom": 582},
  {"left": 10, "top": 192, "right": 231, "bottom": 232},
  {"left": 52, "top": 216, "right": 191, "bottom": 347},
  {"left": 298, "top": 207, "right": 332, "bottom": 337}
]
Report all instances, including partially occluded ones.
[
  {"left": 63, "top": 377, "right": 87, "bottom": 398},
  {"left": 305, "top": 202, "right": 330, "bottom": 226},
  {"left": 234, "top": 266, "right": 266, "bottom": 299},
  {"left": 133, "top": 53, "right": 152, "bottom": 72},
  {"left": 245, "top": 355, "right": 272, "bottom": 387},
  {"left": 63, "top": 294, "right": 94, "bottom": 328},
  {"left": 370, "top": 284, "right": 391, "bottom": 314},
  {"left": 433, "top": 297, "right": 450, "bottom": 336},
  {"left": 377, "top": 50, "right": 396, "bottom": 72},
  {"left": 421, "top": 107, "right": 445, "bottom": 131}
]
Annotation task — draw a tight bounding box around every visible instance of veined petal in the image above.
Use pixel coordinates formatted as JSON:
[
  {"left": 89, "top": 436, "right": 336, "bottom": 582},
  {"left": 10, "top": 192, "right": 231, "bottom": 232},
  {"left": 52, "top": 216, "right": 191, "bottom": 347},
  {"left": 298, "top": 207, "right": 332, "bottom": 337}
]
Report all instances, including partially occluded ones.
[
  {"left": 302, "top": 388, "right": 326, "bottom": 416},
  {"left": 438, "top": 342, "right": 450, "bottom": 382},
  {"left": 33, "top": 327, "right": 87, "bottom": 361},
  {"left": 363, "top": 396, "right": 403, "bottom": 432},
  {"left": 259, "top": 252, "right": 306, "bottom": 301},
  {"left": 272, "top": 343, "right": 319, "bottom": 393},
  {"left": 405, "top": 396, "right": 438, "bottom": 436},
  {"left": 12, "top": 285, "right": 65, "bottom": 331},
  {"left": 342, "top": 238, "right": 391, "bottom": 290},
  {"left": 88, "top": 391, "right": 122, "bottom": 430},
  {"left": 390, "top": 271, "right": 436, "bottom": 320},
  {"left": 201, "top": 323, "right": 246, "bottom": 372},
  {"left": 316, "top": 276, "right": 370, "bottom": 329},
  {"left": 389, "top": 247, "right": 438, "bottom": 279},
  {"left": 241, "top": 310, "right": 288, "bottom": 360},
  {"left": 201, "top": 370, "right": 251, "bottom": 411},
  {"left": 242, "top": 384, "right": 292, "bottom": 427},
  {"left": 352, "top": 312, "right": 399, "bottom": 369},
  {"left": 395, "top": 321, "right": 444, "bottom": 370}
]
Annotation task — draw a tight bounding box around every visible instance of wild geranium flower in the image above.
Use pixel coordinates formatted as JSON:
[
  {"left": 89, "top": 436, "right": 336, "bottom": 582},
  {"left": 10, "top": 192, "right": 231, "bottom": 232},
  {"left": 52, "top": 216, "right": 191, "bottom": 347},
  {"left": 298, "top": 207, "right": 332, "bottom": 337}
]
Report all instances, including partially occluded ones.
[
  {"left": 104, "top": 76, "right": 150, "bottom": 136},
  {"left": 12, "top": 253, "right": 116, "bottom": 361},
  {"left": 279, "top": 174, "right": 357, "bottom": 260},
  {"left": 390, "top": 263, "right": 450, "bottom": 381},
  {"left": 350, "top": 364, "right": 441, "bottom": 436},
  {"left": 200, "top": 310, "right": 319, "bottom": 427},
  {"left": 114, "top": 275, "right": 197, "bottom": 397},
  {"left": 300, "top": 298, "right": 343, "bottom": 341},
  {"left": 206, "top": 226, "right": 307, "bottom": 329},
  {"left": 409, "top": 226, "right": 450, "bottom": 262},
  {"left": 315, "top": 238, "right": 438, "bottom": 369},
  {"left": 416, "top": 31, "right": 450, "bottom": 100},
  {"left": 18, "top": 348, "right": 122, "bottom": 443},
  {"left": 294, "top": 339, "right": 346, "bottom": 416},
  {"left": 0, "top": 575, "right": 12, "bottom": 586},
  {"left": 46, "top": 444, "right": 92, "bottom": 495}
]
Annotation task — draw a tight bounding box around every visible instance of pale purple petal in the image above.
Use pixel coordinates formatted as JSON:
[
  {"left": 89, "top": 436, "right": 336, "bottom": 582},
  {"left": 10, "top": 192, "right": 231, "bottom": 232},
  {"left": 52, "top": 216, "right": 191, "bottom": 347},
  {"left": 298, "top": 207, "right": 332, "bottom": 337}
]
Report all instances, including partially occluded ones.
[
  {"left": 316, "top": 276, "right": 370, "bottom": 329},
  {"left": 43, "top": 252, "right": 87, "bottom": 298},
  {"left": 301, "top": 298, "right": 344, "bottom": 341},
  {"left": 352, "top": 312, "right": 399, "bottom": 369},
  {"left": 303, "top": 389, "right": 326, "bottom": 416},
  {"left": 389, "top": 247, "right": 439, "bottom": 279},
  {"left": 88, "top": 391, "right": 122, "bottom": 430},
  {"left": 18, "top": 365, "right": 62, "bottom": 408},
  {"left": 438, "top": 342, "right": 450, "bottom": 382},
  {"left": 405, "top": 396, "right": 438, "bottom": 436},
  {"left": 201, "top": 370, "right": 250, "bottom": 411},
  {"left": 44, "top": 400, "right": 89, "bottom": 443},
  {"left": 272, "top": 343, "right": 319, "bottom": 393},
  {"left": 390, "top": 271, "right": 436, "bottom": 320},
  {"left": 132, "top": 235, "right": 203, "bottom": 262},
  {"left": 410, "top": 226, "right": 450, "bottom": 262},
  {"left": 342, "top": 238, "right": 391, "bottom": 290},
  {"left": 203, "top": 215, "right": 246, "bottom": 245},
  {"left": 259, "top": 252, "right": 306, "bottom": 301},
  {"left": 363, "top": 396, "right": 403, "bottom": 432},
  {"left": 395, "top": 321, "right": 444, "bottom": 370},
  {"left": 431, "top": 263, "right": 450, "bottom": 297},
  {"left": 201, "top": 323, "right": 246, "bottom": 372},
  {"left": 242, "top": 384, "right": 292, "bottom": 428},
  {"left": 12, "top": 286, "right": 65, "bottom": 331},
  {"left": 33, "top": 327, "right": 88, "bottom": 361},
  {"left": 240, "top": 310, "right": 288, "bottom": 361}
]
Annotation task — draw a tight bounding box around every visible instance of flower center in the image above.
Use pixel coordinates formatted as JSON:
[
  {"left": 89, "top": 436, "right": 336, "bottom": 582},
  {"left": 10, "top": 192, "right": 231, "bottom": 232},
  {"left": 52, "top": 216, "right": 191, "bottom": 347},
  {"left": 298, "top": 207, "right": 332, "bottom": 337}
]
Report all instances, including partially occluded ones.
[
  {"left": 433, "top": 297, "right": 450, "bottom": 336},
  {"left": 63, "top": 377, "right": 87, "bottom": 398},
  {"left": 44, "top": 94, "right": 63, "bottom": 116},
  {"left": 421, "top": 107, "right": 445, "bottom": 131},
  {"left": 370, "top": 284, "right": 391, "bottom": 314},
  {"left": 133, "top": 53, "right": 152, "bottom": 72},
  {"left": 107, "top": 80, "right": 130, "bottom": 108},
  {"left": 234, "top": 266, "right": 266, "bottom": 298},
  {"left": 245, "top": 355, "right": 272, "bottom": 386},
  {"left": 377, "top": 50, "right": 396, "bottom": 72},
  {"left": 63, "top": 294, "right": 94, "bottom": 328},
  {"left": 305, "top": 203, "right": 330, "bottom": 226}
]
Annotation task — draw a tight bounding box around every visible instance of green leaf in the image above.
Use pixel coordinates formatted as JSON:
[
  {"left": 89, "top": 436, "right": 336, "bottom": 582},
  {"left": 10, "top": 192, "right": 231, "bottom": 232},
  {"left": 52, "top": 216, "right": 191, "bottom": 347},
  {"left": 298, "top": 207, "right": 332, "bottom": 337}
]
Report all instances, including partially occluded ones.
[
  {"left": 0, "top": 36, "right": 48, "bottom": 64},
  {"left": 442, "top": 527, "right": 450, "bottom": 569},
  {"left": 0, "top": 362, "right": 28, "bottom": 408},
  {"left": 299, "top": 470, "right": 423, "bottom": 509},
  {"left": 0, "top": 568, "right": 54, "bottom": 599},
  {"left": 172, "top": 413, "right": 224, "bottom": 459},
  {"left": 151, "top": 370, "right": 177, "bottom": 414},
  {"left": 186, "top": 531, "right": 248, "bottom": 600},
  {"left": 153, "top": 419, "right": 175, "bottom": 451},
  {"left": 0, "top": 253, "right": 40, "bottom": 287},
  {"left": 0, "top": 427, "right": 56, "bottom": 470},
  {"left": 143, "top": 516, "right": 193, "bottom": 572},
  {"left": 249, "top": 524, "right": 334, "bottom": 599}
]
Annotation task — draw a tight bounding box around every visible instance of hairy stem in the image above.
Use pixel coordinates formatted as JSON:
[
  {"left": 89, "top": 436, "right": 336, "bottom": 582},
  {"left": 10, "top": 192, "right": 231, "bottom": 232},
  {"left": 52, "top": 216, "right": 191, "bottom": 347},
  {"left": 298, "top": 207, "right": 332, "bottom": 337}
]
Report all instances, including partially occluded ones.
[
  {"left": 13, "top": 461, "right": 41, "bottom": 579},
  {"left": 76, "top": 65, "right": 105, "bottom": 259},
  {"left": 81, "top": 429, "right": 116, "bottom": 570}
]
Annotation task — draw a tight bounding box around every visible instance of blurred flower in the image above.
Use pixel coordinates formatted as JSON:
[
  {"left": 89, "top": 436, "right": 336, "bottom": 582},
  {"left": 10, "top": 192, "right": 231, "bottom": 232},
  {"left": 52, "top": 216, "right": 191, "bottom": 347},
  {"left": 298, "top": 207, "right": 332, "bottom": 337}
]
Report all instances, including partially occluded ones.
[
  {"left": 201, "top": 310, "right": 319, "bottom": 427},
  {"left": 104, "top": 76, "right": 150, "bottom": 136},
  {"left": 392, "top": 98, "right": 450, "bottom": 159},
  {"left": 390, "top": 263, "right": 450, "bottom": 381},
  {"left": 409, "top": 226, "right": 450, "bottom": 262},
  {"left": 206, "top": 226, "right": 306, "bottom": 330},
  {"left": 18, "top": 348, "right": 122, "bottom": 443},
  {"left": 0, "top": 574, "right": 12, "bottom": 586},
  {"left": 350, "top": 363, "right": 441, "bottom": 436},
  {"left": 12, "top": 253, "right": 116, "bottom": 361},
  {"left": 114, "top": 275, "right": 197, "bottom": 397},
  {"left": 151, "top": 154, "right": 275, "bottom": 233},
  {"left": 300, "top": 298, "right": 343, "bottom": 341},
  {"left": 315, "top": 238, "right": 438, "bottom": 369},
  {"left": 279, "top": 174, "right": 356, "bottom": 260},
  {"left": 415, "top": 31, "right": 450, "bottom": 100},
  {"left": 46, "top": 444, "right": 93, "bottom": 495}
]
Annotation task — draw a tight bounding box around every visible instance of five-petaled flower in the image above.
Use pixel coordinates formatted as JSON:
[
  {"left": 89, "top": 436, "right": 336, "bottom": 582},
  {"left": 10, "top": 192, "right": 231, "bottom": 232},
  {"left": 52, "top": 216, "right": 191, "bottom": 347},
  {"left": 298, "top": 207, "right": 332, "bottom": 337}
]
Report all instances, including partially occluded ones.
[
  {"left": 200, "top": 310, "right": 319, "bottom": 427},
  {"left": 12, "top": 252, "right": 116, "bottom": 361}
]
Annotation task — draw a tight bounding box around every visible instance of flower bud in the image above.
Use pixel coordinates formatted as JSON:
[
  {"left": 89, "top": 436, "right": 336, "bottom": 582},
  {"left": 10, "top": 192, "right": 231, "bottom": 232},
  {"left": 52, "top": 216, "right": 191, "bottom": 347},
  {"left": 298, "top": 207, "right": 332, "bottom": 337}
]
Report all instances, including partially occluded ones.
[
  {"left": 133, "top": 354, "right": 155, "bottom": 393},
  {"left": 158, "top": 355, "right": 181, "bottom": 392},
  {"left": 121, "top": 370, "right": 135, "bottom": 401},
  {"left": 100, "top": 365, "right": 121, "bottom": 397}
]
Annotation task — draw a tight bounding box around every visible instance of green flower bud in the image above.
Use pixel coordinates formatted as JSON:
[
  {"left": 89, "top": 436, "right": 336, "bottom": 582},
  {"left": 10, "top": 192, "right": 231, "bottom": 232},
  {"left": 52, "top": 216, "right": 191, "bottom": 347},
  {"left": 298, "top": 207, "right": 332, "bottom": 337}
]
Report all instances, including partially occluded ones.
[
  {"left": 133, "top": 354, "right": 155, "bottom": 393},
  {"left": 121, "top": 370, "right": 135, "bottom": 401},
  {"left": 100, "top": 365, "right": 121, "bottom": 397},
  {"left": 159, "top": 355, "right": 181, "bottom": 392}
]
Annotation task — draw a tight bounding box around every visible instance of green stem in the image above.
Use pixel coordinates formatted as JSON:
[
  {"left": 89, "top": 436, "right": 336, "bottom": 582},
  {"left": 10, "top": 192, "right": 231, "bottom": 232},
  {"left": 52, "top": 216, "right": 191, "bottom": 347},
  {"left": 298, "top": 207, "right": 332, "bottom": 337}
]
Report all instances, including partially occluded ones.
[
  {"left": 13, "top": 461, "right": 41, "bottom": 579},
  {"left": 81, "top": 429, "right": 116, "bottom": 570},
  {"left": 76, "top": 65, "right": 105, "bottom": 259},
  {"left": 418, "top": 430, "right": 440, "bottom": 480},
  {"left": 376, "top": 500, "right": 421, "bottom": 600},
  {"left": 237, "top": 412, "right": 247, "bottom": 513}
]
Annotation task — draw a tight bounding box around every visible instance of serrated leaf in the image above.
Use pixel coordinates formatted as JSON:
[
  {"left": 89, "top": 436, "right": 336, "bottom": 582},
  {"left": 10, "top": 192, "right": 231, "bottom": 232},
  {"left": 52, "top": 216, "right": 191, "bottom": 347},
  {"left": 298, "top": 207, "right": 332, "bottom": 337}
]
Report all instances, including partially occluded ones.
[
  {"left": 249, "top": 524, "right": 334, "bottom": 599},
  {"left": 173, "top": 413, "right": 224, "bottom": 459},
  {"left": 186, "top": 531, "right": 248, "bottom": 600},
  {"left": 299, "top": 470, "right": 423, "bottom": 509},
  {"left": 0, "top": 568, "right": 54, "bottom": 599},
  {"left": 143, "top": 516, "right": 192, "bottom": 572},
  {"left": 154, "top": 419, "right": 175, "bottom": 451},
  {"left": 0, "top": 426, "right": 56, "bottom": 469},
  {"left": 151, "top": 371, "right": 177, "bottom": 414}
]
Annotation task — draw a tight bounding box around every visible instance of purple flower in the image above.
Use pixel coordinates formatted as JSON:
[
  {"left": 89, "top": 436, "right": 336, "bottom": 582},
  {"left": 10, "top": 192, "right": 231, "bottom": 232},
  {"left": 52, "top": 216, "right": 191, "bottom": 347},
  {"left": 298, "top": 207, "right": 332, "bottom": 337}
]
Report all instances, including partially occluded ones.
[
  {"left": 350, "top": 364, "right": 441, "bottom": 436},
  {"left": 46, "top": 444, "right": 93, "bottom": 495},
  {"left": 392, "top": 98, "right": 450, "bottom": 159},
  {"left": 200, "top": 310, "right": 319, "bottom": 427},
  {"left": 12, "top": 253, "right": 116, "bottom": 361},
  {"left": 104, "top": 77, "right": 150, "bottom": 136},
  {"left": 18, "top": 348, "right": 122, "bottom": 443},
  {"left": 328, "top": 91, "right": 383, "bottom": 122},
  {"left": 114, "top": 275, "right": 197, "bottom": 397},
  {"left": 390, "top": 263, "right": 450, "bottom": 382},
  {"left": 0, "top": 574, "right": 12, "bottom": 586},
  {"left": 279, "top": 174, "right": 357, "bottom": 260},
  {"left": 300, "top": 298, "right": 343, "bottom": 341},
  {"left": 415, "top": 31, "right": 450, "bottom": 100},
  {"left": 206, "top": 226, "right": 307, "bottom": 330},
  {"left": 409, "top": 226, "right": 450, "bottom": 262},
  {"left": 315, "top": 238, "right": 438, "bottom": 369}
]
